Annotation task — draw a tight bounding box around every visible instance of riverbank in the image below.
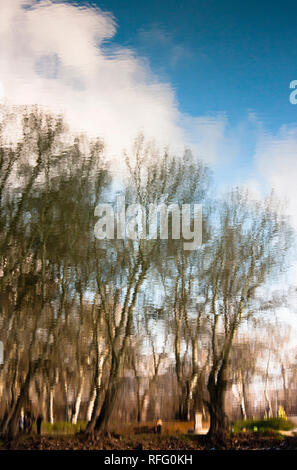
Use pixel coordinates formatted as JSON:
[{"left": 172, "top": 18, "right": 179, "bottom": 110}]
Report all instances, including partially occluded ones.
[{"left": 1, "top": 432, "right": 297, "bottom": 450}]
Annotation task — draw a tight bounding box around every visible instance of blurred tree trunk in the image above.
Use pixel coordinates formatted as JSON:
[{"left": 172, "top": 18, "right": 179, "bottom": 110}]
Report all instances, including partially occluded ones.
[
  {"left": 48, "top": 386, "right": 54, "bottom": 424},
  {"left": 72, "top": 372, "right": 84, "bottom": 424}
]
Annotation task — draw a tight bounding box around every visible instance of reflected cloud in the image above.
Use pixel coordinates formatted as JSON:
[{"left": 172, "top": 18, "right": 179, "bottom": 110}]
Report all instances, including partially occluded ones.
[{"left": 0, "top": 0, "right": 230, "bottom": 164}]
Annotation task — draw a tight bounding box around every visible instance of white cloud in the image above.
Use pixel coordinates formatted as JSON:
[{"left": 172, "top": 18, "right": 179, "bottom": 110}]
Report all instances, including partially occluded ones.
[
  {"left": 181, "top": 113, "right": 235, "bottom": 163},
  {"left": 0, "top": 0, "right": 231, "bottom": 164},
  {"left": 255, "top": 125, "right": 297, "bottom": 228}
]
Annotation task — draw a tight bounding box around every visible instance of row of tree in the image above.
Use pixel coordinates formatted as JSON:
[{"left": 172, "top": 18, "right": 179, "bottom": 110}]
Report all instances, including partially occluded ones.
[{"left": 0, "top": 106, "right": 293, "bottom": 442}]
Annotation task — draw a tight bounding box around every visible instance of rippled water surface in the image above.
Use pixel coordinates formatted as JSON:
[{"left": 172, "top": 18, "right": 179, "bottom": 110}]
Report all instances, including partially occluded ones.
[{"left": 0, "top": 2, "right": 296, "bottom": 439}]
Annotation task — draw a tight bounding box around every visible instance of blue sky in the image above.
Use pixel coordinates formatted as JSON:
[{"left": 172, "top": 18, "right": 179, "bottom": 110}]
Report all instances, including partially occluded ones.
[
  {"left": 57, "top": 0, "right": 297, "bottom": 193},
  {"left": 86, "top": 0, "right": 297, "bottom": 129}
]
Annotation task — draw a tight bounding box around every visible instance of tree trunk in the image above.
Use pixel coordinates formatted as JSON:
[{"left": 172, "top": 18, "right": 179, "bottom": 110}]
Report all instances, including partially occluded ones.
[
  {"left": 85, "top": 347, "right": 107, "bottom": 432},
  {"left": 135, "top": 377, "right": 141, "bottom": 423},
  {"left": 1, "top": 362, "right": 37, "bottom": 439},
  {"left": 48, "top": 386, "right": 54, "bottom": 424},
  {"left": 207, "top": 380, "right": 228, "bottom": 444},
  {"left": 264, "top": 352, "right": 272, "bottom": 418},
  {"left": 241, "top": 380, "right": 248, "bottom": 420},
  {"left": 206, "top": 359, "right": 230, "bottom": 445},
  {"left": 240, "top": 397, "right": 247, "bottom": 421},
  {"left": 264, "top": 389, "right": 272, "bottom": 418},
  {"left": 85, "top": 384, "right": 104, "bottom": 432},
  {"left": 232, "top": 375, "right": 247, "bottom": 421},
  {"left": 186, "top": 383, "right": 191, "bottom": 422},
  {"left": 94, "top": 381, "right": 118, "bottom": 432},
  {"left": 72, "top": 376, "right": 84, "bottom": 424},
  {"left": 86, "top": 387, "right": 97, "bottom": 423}
]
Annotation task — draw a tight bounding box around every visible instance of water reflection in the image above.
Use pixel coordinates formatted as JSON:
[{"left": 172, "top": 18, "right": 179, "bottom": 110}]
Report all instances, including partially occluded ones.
[{"left": 0, "top": 106, "right": 294, "bottom": 440}]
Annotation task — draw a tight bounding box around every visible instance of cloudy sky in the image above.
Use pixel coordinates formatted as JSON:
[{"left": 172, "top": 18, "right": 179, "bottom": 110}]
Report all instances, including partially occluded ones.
[{"left": 1, "top": 0, "right": 297, "bottom": 232}]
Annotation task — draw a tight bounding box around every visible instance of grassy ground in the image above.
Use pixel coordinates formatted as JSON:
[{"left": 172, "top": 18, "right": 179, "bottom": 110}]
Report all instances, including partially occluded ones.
[
  {"left": 28, "top": 419, "right": 204, "bottom": 436},
  {"left": 36, "top": 421, "right": 86, "bottom": 435},
  {"left": 1, "top": 418, "right": 297, "bottom": 450},
  {"left": 232, "top": 417, "right": 296, "bottom": 433}
]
